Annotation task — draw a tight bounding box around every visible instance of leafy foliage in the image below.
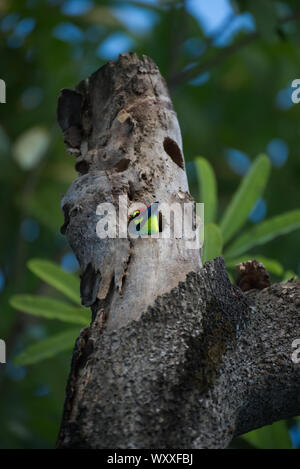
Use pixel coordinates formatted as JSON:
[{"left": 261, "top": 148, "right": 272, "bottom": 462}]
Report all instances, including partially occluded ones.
[
  {"left": 27, "top": 259, "right": 81, "bottom": 304},
  {"left": 10, "top": 260, "right": 88, "bottom": 365},
  {"left": 225, "top": 209, "right": 300, "bottom": 258},
  {"left": 198, "top": 156, "right": 300, "bottom": 283},
  {"left": 195, "top": 157, "right": 218, "bottom": 223},
  {"left": 238, "top": 420, "right": 292, "bottom": 449},
  {"left": 202, "top": 223, "right": 223, "bottom": 262},
  {"left": 219, "top": 154, "right": 271, "bottom": 244},
  {"left": 14, "top": 328, "right": 80, "bottom": 366},
  {"left": 10, "top": 295, "right": 88, "bottom": 326}
]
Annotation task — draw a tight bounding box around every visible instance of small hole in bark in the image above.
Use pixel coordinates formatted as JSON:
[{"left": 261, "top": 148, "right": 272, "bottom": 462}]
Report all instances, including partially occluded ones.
[
  {"left": 128, "top": 181, "right": 135, "bottom": 201},
  {"left": 159, "top": 211, "right": 163, "bottom": 233},
  {"left": 102, "top": 153, "right": 107, "bottom": 160},
  {"left": 163, "top": 137, "right": 184, "bottom": 170},
  {"left": 114, "top": 158, "right": 130, "bottom": 172},
  {"left": 75, "top": 160, "right": 89, "bottom": 175},
  {"left": 70, "top": 207, "right": 79, "bottom": 217}
]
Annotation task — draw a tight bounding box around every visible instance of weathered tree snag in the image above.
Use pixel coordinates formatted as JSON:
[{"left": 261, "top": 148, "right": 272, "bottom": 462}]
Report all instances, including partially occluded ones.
[
  {"left": 56, "top": 53, "right": 300, "bottom": 449},
  {"left": 57, "top": 52, "right": 201, "bottom": 332}
]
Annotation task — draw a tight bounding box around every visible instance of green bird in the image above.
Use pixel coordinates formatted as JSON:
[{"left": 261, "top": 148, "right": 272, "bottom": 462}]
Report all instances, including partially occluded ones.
[{"left": 128, "top": 202, "right": 159, "bottom": 235}]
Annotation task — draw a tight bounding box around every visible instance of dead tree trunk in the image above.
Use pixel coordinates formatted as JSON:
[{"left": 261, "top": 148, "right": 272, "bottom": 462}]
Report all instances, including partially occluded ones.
[
  {"left": 57, "top": 52, "right": 201, "bottom": 332},
  {"left": 56, "top": 53, "right": 300, "bottom": 449}
]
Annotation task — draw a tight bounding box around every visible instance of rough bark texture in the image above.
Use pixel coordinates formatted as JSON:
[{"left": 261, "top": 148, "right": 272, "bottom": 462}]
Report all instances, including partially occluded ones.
[
  {"left": 56, "top": 53, "right": 300, "bottom": 449},
  {"left": 57, "top": 257, "right": 300, "bottom": 448}
]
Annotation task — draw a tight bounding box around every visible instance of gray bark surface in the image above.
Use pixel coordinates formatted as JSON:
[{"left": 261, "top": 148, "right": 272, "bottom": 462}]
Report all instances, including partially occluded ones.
[
  {"left": 56, "top": 53, "right": 300, "bottom": 449},
  {"left": 58, "top": 52, "right": 201, "bottom": 332}
]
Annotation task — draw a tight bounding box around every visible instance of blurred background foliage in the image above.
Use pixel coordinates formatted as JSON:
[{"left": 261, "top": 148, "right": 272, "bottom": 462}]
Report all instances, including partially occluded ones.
[{"left": 0, "top": 0, "right": 300, "bottom": 449}]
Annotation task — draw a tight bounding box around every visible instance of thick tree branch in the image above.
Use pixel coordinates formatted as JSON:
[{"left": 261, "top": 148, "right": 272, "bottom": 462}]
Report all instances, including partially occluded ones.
[
  {"left": 234, "top": 282, "right": 300, "bottom": 437},
  {"left": 57, "top": 257, "right": 300, "bottom": 448}
]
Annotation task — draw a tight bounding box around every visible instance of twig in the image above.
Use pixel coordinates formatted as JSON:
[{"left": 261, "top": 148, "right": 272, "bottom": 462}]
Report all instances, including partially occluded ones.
[{"left": 168, "top": 10, "right": 300, "bottom": 87}]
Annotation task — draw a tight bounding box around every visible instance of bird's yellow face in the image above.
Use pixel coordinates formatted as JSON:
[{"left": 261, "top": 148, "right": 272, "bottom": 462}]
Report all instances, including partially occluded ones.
[
  {"left": 131, "top": 210, "right": 141, "bottom": 219},
  {"left": 129, "top": 210, "right": 142, "bottom": 228}
]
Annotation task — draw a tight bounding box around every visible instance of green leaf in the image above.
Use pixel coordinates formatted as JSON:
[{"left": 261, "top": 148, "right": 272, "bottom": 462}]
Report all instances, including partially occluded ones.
[
  {"left": 226, "top": 270, "right": 234, "bottom": 284},
  {"left": 28, "top": 258, "right": 80, "bottom": 304},
  {"left": 14, "top": 328, "right": 79, "bottom": 366},
  {"left": 9, "top": 295, "right": 89, "bottom": 325},
  {"left": 225, "top": 255, "right": 283, "bottom": 277},
  {"left": 195, "top": 156, "right": 218, "bottom": 223},
  {"left": 202, "top": 223, "right": 223, "bottom": 263},
  {"left": 282, "top": 270, "right": 298, "bottom": 282},
  {"left": 225, "top": 210, "right": 300, "bottom": 258},
  {"left": 220, "top": 154, "right": 271, "bottom": 244},
  {"left": 241, "top": 420, "right": 292, "bottom": 449}
]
